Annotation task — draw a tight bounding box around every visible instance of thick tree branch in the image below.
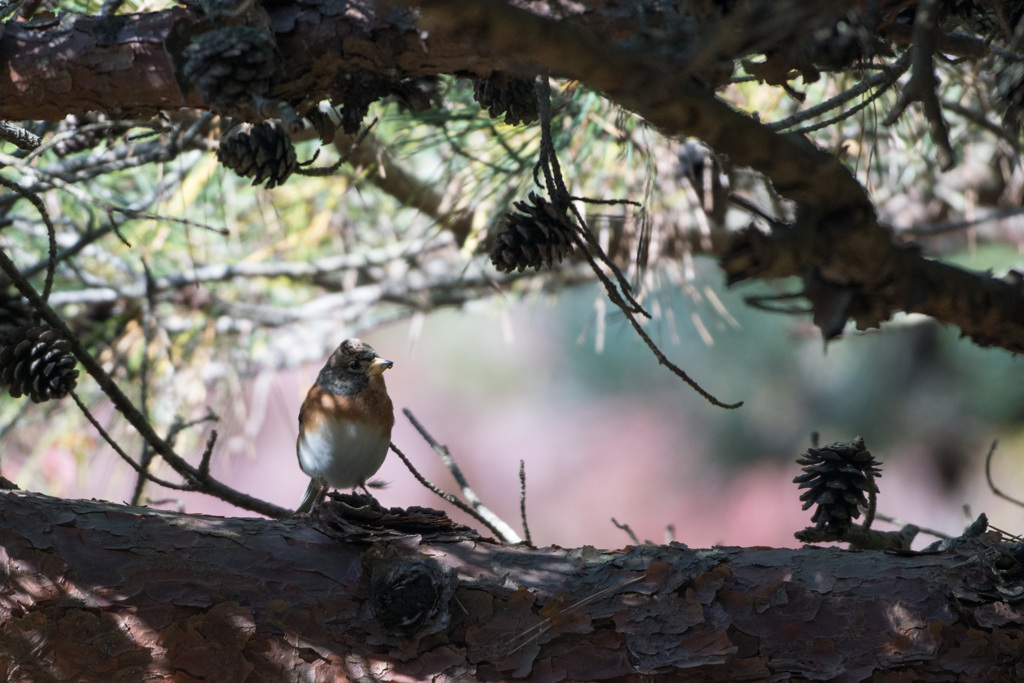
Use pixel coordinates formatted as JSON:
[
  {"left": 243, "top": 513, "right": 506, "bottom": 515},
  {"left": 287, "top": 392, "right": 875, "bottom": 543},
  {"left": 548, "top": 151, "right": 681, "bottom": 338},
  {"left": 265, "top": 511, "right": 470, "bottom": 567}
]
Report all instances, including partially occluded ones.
[
  {"left": 0, "top": 491, "right": 1020, "bottom": 680},
  {"left": 407, "top": 0, "right": 872, "bottom": 215}
]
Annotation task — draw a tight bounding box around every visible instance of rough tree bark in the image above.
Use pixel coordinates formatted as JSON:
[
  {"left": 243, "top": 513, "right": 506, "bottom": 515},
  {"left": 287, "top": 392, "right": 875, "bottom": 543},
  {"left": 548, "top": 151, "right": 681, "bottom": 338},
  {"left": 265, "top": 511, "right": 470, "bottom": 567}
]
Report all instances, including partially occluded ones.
[{"left": 1, "top": 490, "right": 1022, "bottom": 681}]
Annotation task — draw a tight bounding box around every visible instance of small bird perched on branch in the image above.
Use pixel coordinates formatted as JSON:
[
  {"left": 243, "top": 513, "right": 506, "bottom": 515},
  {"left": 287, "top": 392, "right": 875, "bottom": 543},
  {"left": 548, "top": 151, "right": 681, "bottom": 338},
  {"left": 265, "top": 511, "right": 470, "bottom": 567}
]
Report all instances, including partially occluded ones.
[{"left": 295, "top": 338, "right": 395, "bottom": 514}]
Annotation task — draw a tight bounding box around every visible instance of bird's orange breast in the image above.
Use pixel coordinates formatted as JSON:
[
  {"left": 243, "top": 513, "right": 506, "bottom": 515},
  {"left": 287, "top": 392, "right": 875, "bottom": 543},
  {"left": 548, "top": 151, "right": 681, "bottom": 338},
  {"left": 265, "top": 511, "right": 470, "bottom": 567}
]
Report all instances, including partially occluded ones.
[{"left": 296, "top": 375, "right": 395, "bottom": 488}]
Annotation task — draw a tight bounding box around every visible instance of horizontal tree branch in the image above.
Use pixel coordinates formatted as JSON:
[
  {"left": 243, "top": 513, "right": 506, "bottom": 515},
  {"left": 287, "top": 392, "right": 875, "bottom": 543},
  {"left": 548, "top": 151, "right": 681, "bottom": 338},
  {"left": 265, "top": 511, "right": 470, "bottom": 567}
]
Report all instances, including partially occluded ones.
[{"left": 0, "top": 490, "right": 1019, "bottom": 680}]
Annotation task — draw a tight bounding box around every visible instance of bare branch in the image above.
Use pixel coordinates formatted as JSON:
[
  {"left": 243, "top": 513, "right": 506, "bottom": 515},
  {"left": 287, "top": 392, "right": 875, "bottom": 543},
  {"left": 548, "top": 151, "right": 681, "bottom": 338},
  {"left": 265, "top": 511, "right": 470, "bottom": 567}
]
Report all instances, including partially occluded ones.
[
  {"left": 0, "top": 151, "right": 228, "bottom": 236},
  {"left": 767, "top": 52, "right": 910, "bottom": 133},
  {"left": 0, "top": 175, "right": 58, "bottom": 304},
  {"left": 389, "top": 440, "right": 520, "bottom": 544},
  {"left": 882, "top": 0, "right": 954, "bottom": 170},
  {"left": 612, "top": 517, "right": 641, "bottom": 545},
  {"left": 70, "top": 390, "right": 192, "bottom": 492},
  {"left": 985, "top": 440, "right": 1024, "bottom": 509},
  {"left": 0, "top": 121, "right": 39, "bottom": 151},
  {"left": 401, "top": 408, "right": 522, "bottom": 543},
  {"left": 519, "top": 459, "right": 532, "bottom": 546},
  {"left": 874, "top": 512, "right": 952, "bottom": 540}
]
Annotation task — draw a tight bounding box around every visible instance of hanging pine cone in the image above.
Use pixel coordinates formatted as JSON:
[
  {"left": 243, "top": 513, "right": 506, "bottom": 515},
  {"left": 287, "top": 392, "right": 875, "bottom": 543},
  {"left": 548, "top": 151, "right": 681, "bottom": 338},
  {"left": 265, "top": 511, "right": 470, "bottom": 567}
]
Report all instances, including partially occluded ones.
[
  {"left": 180, "top": 25, "right": 276, "bottom": 114},
  {"left": 0, "top": 324, "right": 79, "bottom": 403},
  {"left": 217, "top": 121, "right": 297, "bottom": 189},
  {"left": 491, "top": 192, "right": 576, "bottom": 273},
  {"left": 0, "top": 293, "right": 32, "bottom": 332},
  {"left": 793, "top": 436, "right": 881, "bottom": 533},
  {"left": 473, "top": 72, "right": 539, "bottom": 126}
]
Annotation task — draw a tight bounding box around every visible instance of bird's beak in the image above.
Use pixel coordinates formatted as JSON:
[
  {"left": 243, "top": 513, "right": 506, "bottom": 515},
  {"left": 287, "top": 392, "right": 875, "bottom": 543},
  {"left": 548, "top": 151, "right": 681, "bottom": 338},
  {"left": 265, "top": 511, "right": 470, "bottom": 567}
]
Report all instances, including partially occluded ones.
[{"left": 368, "top": 357, "right": 394, "bottom": 376}]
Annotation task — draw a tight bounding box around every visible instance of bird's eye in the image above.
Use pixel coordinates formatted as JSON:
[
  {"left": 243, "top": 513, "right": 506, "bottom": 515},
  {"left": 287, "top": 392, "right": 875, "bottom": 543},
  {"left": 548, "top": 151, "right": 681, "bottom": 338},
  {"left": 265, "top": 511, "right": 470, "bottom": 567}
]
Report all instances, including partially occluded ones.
[{"left": 348, "top": 360, "right": 361, "bottom": 370}]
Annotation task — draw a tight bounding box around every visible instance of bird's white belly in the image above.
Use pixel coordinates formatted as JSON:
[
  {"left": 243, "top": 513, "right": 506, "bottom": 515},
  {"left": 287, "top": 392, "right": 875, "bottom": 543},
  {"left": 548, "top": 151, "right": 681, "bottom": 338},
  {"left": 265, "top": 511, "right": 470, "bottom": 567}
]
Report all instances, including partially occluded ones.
[{"left": 297, "top": 419, "right": 388, "bottom": 489}]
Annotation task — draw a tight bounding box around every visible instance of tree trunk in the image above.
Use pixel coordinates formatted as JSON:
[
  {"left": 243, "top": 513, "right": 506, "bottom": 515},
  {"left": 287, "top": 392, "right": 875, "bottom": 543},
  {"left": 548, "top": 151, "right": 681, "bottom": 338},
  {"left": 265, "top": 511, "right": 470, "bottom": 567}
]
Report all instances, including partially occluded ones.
[{"left": 1, "top": 490, "right": 1021, "bottom": 681}]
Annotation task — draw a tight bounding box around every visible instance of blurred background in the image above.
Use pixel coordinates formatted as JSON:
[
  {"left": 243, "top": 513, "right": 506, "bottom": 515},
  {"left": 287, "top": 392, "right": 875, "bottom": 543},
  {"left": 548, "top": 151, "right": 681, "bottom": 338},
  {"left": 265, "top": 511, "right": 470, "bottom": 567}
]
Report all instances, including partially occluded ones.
[{"left": 6, "top": 257, "right": 1024, "bottom": 550}]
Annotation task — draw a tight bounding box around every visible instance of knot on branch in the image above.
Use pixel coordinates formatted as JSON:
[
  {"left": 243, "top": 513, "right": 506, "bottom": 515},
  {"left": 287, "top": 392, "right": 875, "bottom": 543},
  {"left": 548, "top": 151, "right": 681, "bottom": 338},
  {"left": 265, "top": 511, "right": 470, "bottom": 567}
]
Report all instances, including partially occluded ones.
[{"left": 366, "top": 544, "right": 455, "bottom": 638}]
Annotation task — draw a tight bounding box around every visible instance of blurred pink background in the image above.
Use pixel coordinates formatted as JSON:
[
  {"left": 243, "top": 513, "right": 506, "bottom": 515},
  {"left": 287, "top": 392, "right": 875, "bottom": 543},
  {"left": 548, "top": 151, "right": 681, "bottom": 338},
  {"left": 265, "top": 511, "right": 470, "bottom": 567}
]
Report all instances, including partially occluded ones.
[{"left": 6, "top": 276, "right": 1024, "bottom": 550}]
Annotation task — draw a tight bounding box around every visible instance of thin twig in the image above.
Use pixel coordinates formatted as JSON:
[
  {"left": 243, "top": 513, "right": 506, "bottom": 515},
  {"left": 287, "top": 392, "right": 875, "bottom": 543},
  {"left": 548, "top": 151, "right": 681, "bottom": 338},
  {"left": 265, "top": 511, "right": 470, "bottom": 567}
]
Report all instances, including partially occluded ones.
[
  {"left": 873, "top": 512, "right": 951, "bottom": 540},
  {"left": 767, "top": 52, "right": 911, "bottom": 132},
  {"left": 131, "top": 259, "right": 157, "bottom": 506},
  {"left": 389, "top": 440, "right": 519, "bottom": 543},
  {"left": 531, "top": 79, "right": 740, "bottom": 408},
  {"left": 570, "top": 195, "right": 642, "bottom": 208},
  {"left": 519, "top": 459, "right": 532, "bottom": 546},
  {"left": 534, "top": 78, "right": 646, "bottom": 316},
  {"left": 298, "top": 117, "right": 379, "bottom": 176},
  {"left": 985, "top": 439, "right": 1024, "bottom": 508},
  {"left": 789, "top": 77, "right": 898, "bottom": 136},
  {"left": 0, "top": 175, "right": 58, "bottom": 304},
  {"left": 744, "top": 291, "right": 810, "bottom": 315},
  {"left": 942, "top": 100, "right": 1021, "bottom": 152},
  {"left": 882, "top": 0, "right": 954, "bottom": 170},
  {"left": 612, "top": 517, "right": 641, "bottom": 545},
  {"left": 0, "top": 152, "right": 229, "bottom": 236},
  {"left": 166, "top": 409, "right": 220, "bottom": 450},
  {"left": 198, "top": 430, "right": 217, "bottom": 478},
  {"left": 901, "top": 206, "right": 1024, "bottom": 236},
  {"left": 41, "top": 235, "right": 452, "bottom": 304},
  {"left": 70, "top": 390, "right": 192, "bottom": 491},
  {"left": 727, "top": 193, "right": 784, "bottom": 224},
  {"left": 584, "top": 248, "right": 742, "bottom": 407},
  {"left": 401, "top": 408, "right": 522, "bottom": 543}
]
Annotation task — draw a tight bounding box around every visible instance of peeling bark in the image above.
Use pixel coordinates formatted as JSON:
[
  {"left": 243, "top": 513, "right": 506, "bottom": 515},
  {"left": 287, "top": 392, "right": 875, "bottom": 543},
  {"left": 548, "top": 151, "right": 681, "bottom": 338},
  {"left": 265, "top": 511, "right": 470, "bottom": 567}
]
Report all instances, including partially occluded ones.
[
  {"left": 1, "top": 491, "right": 1022, "bottom": 681},
  {"left": 0, "top": 10, "right": 201, "bottom": 120}
]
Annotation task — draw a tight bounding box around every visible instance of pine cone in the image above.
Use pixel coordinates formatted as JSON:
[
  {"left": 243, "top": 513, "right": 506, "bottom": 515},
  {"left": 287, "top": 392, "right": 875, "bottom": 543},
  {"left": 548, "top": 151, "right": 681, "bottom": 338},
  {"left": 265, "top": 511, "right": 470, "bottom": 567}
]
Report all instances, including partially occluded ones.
[
  {"left": 473, "top": 72, "right": 539, "bottom": 126},
  {"left": 490, "top": 192, "right": 576, "bottom": 273},
  {"left": 0, "top": 293, "right": 32, "bottom": 332},
  {"left": 181, "top": 25, "right": 275, "bottom": 114},
  {"left": 0, "top": 325, "right": 79, "bottom": 403},
  {"left": 217, "top": 121, "right": 297, "bottom": 189},
  {"left": 793, "top": 436, "right": 881, "bottom": 533}
]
